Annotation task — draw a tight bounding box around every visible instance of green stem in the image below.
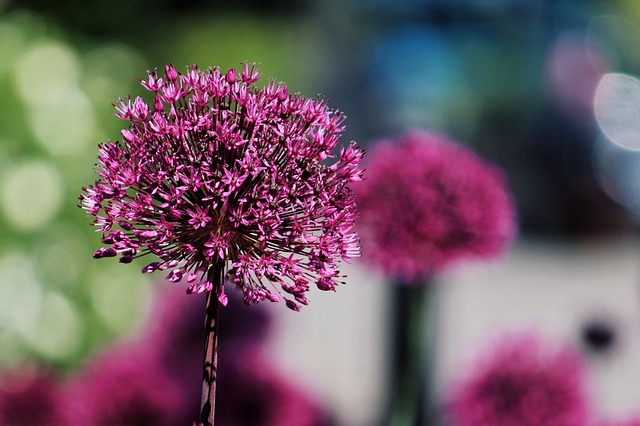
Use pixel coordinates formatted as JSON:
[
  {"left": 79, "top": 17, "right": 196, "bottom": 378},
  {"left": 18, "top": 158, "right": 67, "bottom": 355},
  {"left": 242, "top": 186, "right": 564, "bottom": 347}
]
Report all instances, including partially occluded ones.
[{"left": 387, "top": 280, "right": 432, "bottom": 426}]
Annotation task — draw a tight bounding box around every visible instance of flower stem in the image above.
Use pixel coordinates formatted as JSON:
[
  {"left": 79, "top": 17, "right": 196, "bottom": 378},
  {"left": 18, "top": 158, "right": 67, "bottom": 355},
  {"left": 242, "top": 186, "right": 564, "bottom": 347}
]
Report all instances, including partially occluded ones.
[
  {"left": 387, "top": 281, "right": 432, "bottom": 426},
  {"left": 200, "top": 289, "right": 220, "bottom": 426}
]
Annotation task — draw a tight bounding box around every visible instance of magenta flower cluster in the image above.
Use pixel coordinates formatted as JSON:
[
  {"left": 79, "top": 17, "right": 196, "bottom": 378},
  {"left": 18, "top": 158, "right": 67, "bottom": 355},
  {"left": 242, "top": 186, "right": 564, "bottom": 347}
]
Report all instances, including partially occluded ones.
[
  {"left": 66, "top": 346, "right": 187, "bottom": 426},
  {"left": 445, "top": 334, "right": 590, "bottom": 426},
  {"left": 0, "top": 285, "right": 333, "bottom": 426},
  {"left": 79, "top": 63, "right": 363, "bottom": 310},
  {"left": 0, "top": 367, "right": 68, "bottom": 426},
  {"left": 355, "top": 129, "right": 516, "bottom": 282}
]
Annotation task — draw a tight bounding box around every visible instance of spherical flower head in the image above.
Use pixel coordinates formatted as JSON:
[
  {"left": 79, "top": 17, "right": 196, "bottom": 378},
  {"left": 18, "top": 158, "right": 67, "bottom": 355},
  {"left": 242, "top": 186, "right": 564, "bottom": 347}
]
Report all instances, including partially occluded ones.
[
  {"left": 0, "top": 366, "right": 67, "bottom": 426},
  {"left": 79, "top": 63, "right": 364, "bottom": 310},
  {"left": 445, "top": 334, "right": 590, "bottom": 426},
  {"left": 355, "top": 129, "right": 516, "bottom": 283}
]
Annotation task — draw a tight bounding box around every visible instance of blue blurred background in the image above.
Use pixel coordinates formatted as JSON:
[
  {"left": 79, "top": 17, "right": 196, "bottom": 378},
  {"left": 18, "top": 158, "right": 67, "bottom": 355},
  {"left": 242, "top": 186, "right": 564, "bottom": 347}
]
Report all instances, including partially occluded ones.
[{"left": 2, "top": 0, "right": 640, "bottom": 425}]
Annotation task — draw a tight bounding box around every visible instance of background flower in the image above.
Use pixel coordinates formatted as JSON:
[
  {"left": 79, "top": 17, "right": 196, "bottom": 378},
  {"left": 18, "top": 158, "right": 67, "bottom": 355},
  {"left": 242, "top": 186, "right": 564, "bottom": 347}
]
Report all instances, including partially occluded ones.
[
  {"left": 0, "top": 366, "right": 67, "bottom": 426},
  {"left": 445, "top": 333, "right": 590, "bottom": 426},
  {"left": 216, "top": 344, "right": 334, "bottom": 426},
  {"left": 355, "top": 129, "right": 516, "bottom": 283},
  {"left": 60, "top": 283, "right": 333, "bottom": 426},
  {"left": 65, "top": 344, "right": 186, "bottom": 426},
  {"left": 80, "top": 63, "right": 363, "bottom": 310},
  {"left": 140, "top": 284, "right": 276, "bottom": 422}
]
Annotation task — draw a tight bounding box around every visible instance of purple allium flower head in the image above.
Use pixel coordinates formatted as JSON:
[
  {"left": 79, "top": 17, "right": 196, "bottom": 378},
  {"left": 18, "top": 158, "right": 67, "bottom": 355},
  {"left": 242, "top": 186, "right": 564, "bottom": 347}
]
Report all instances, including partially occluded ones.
[
  {"left": 65, "top": 345, "right": 185, "bottom": 426},
  {"left": 445, "top": 334, "right": 590, "bottom": 426},
  {"left": 79, "top": 63, "right": 364, "bottom": 310},
  {"left": 355, "top": 129, "right": 516, "bottom": 283},
  {"left": 0, "top": 366, "right": 67, "bottom": 426}
]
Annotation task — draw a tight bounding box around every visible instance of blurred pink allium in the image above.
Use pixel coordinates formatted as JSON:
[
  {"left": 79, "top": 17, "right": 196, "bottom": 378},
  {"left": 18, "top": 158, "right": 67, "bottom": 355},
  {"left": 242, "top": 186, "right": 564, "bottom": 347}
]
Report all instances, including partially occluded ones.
[
  {"left": 139, "top": 284, "right": 276, "bottom": 422},
  {"left": 216, "top": 344, "right": 333, "bottom": 426},
  {"left": 64, "top": 286, "right": 333, "bottom": 426},
  {"left": 79, "top": 63, "right": 363, "bottom": 310},
  {"left": 145, "top": 284, "right": 272, "bottom": 362},
  {"left": 65, "top": 345, "right": 185, "bottom": 426},
  {"left": 0, "top": 366, "right": 67, "bottom": 426},
  {"left": 355, "top": 129, "right": 516, "bottom": 282},
  {"left": 445, "top": 334, "right": 590, "bottom": 426}
]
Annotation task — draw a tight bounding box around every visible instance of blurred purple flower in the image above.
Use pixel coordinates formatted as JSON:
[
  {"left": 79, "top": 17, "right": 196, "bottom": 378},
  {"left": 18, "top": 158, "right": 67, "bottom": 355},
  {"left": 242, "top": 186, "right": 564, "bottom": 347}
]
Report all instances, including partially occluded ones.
[
  {"left": 355, "top": 129, "right": 516, "bottom": 283},
  {"left": 144, "top": 283, "right": 272, "bottom": 362},
  {"left": 216, "top": 344, "right": 333, "bottom": 426},
  {"left": 544, "top": 33, "right": 610, "bottom": 120},
  {"left": 79, "top": 63, "right": 364, "bottom": 310},
  {"left": 64, "top": 285, "right": 333, "bottom": 426},
  {"left": 445, "top": 334, "right": 590, "bottom": 426},
  {"left": 65, "top": 345, "right": 185, "bottom": 426},
  {"left": 0, "top": 366, "right": 67, "bottom": 426},
  {"left": 139, "top": 284, "right": 276, "bottom": 422}
]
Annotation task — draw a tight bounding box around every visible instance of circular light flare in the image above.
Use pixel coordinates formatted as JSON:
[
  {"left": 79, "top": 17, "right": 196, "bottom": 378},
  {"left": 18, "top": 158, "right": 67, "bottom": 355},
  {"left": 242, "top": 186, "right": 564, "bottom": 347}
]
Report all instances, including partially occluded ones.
[
  {"left": 34, "top": 225, "right": 87, "bottom": 288},
  {"left": 594, "top": 72, "right": 640, "bottom": 150},
  {"left": 89, "top": 267, "right": 152, "bottom": 335},
  {"left": 22, "top": 290, "right": 83, "bottom": 361},
  {"left": 27, "top": 95, "right": 96, "bottom": 156},
  {"left": 0, "top": 160, "right": 63, "bottom": 232},
  {"left": 0, "top": 22, "right": 25, "bottom": 77},
  {"left": 13, "top": 42, "right": 81, "bottom": 103},
  {"left": 594, "top": 135, "right": 640, "bottom": 222},
  {"left": 0, "top": 253, "right": 44, "bottom": 337},
  {"left": 12, "top": 42, "right": 97, "bottom": 156},
  {"left": 82, "top": 43, "right": 146, "bottom": 103}
]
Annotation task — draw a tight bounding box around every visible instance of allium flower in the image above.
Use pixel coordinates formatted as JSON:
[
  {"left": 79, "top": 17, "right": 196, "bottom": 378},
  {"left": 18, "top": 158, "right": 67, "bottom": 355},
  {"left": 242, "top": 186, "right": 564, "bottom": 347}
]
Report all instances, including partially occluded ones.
[
  {"left": 355, "top": 129, "right": 515, "bottom": 282},
  {"left": 79, "top": 63, "right": 363, "bottom": 310},
  {"left": 0, "top": 366, "right": 67, "bottom": 426},
  {"left": 65, "top": 345, "right": 185, "bottom": 426},
  {"left": 445, "top": 334, "right": 590, "bottom": 426}
]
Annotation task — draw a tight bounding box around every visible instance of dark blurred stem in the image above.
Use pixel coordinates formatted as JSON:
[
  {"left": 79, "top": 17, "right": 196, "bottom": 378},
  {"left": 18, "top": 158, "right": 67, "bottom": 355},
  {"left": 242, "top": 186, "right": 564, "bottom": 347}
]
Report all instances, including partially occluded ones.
[
  {"left": 200, "top": 289, "right": 220, "bottom": 426},
  {"left": 387, "top": 281, "right": 432, "bottom": 426}
]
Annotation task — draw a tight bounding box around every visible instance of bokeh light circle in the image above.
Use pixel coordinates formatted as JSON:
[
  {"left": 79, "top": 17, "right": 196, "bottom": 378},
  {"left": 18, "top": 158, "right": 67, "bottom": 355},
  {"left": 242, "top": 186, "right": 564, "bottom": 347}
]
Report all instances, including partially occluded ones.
[
  {"left": 23, "top": 290, "right": 83, "bottom": 360},
  {"left": 594, "top": 72, "right": 640, "bottom": 150},
  {"left": 0, "top": 253, "right": 44, "bottom": 337},
  {"left": 13, "top": 41, "right": 80, "bottom": 102},
  {"left": 0, "top": 23, "right": 25, "bottom": 77},
  {"left": 0, "top": 159, "right": 63, "bottom": 232},
  {"left": 34, "top": 224, "right": 87, "bottom": 288},
  {"left": 13, "top": 42, "right": 96, "bottom": 156},
  {"left": 89, "top": 266, "right": 152, "bottom": 335},
  {"left": 82, "top": 44, "right": 146, "bottom": 104}
]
